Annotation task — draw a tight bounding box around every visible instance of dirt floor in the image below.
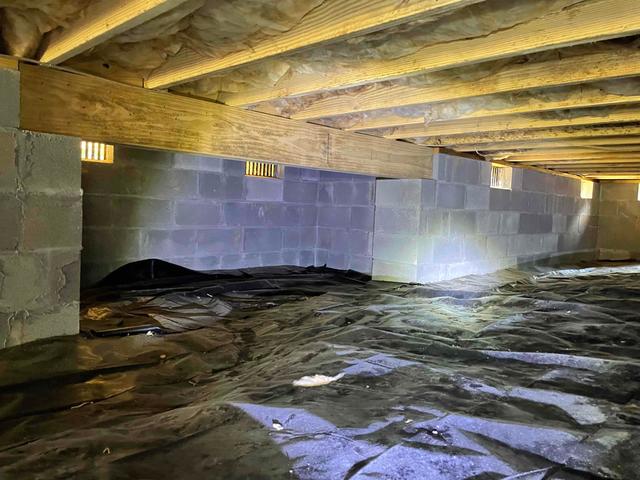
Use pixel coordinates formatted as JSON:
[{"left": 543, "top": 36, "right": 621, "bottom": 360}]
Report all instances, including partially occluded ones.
[{"left": 0, "top": 260, "right": 639, "bottom": 479}]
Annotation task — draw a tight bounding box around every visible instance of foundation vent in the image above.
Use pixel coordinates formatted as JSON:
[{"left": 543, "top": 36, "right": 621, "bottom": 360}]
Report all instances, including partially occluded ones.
[
  {"left": 490, "top": 164, "right": 512, "bottom": 190},
  {"left": 580, "top": 181, "right": 594, "bottom": 199},
  {"left": 81, "top": 141, "right": 114, "bottom": 164},
  {"left": 245, "top": 161, "right": 282, "bottom": 178}
]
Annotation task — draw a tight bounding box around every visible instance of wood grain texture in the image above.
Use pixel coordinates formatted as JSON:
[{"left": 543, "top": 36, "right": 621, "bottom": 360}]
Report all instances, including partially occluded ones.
[
  {"left": 452, "top": 137, "right": 640, "bottom": 152},
  {"left": 494, "top": 152, "right": 640, "bottom": 162},
  {"left": 288, "top": 49, "right": 640, "bottom": 120},
  {"left": 420, "top": 124, "right": 640, "bottom": 146},
  {"left": 19, "top": 65, "right": 432, "bottom": 179},
  {"left": 147, "top": 0, "right": 481, "bottom": 89},
  {"left": 0, "top": 55, "right": 18, "bottom": 70},
  {"left": 385, "top": 106, "right": 640, "bottom": 138},
  {"left": 347, "top": 86, "right": 640, "bottom": 132},
  {"left": 223, "top": 0, "right": 640, "bottom": 107},
  {"left": 40, "top": 0, "right": 189, "bottom": 64}
]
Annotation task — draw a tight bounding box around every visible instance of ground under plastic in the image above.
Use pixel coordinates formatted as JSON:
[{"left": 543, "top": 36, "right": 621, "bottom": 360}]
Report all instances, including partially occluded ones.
[{"left": 0, "top": 260, "right": 639, "bottom": 479}]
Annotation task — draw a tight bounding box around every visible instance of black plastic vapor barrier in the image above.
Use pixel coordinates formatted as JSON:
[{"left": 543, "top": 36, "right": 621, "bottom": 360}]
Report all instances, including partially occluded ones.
[{"left": 0, "top": 259, "right": 639, "bottom": 479}]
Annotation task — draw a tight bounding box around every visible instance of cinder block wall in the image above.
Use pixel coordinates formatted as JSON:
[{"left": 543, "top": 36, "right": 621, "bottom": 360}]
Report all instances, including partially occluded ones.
[
  {"left": 597, "top": 183, "right": 640, "bottom": 260},
  {"left": 0, "top": 68, "right": 81, "bottom": 347},
  {"left": 82, "top": 147, "right": 375, "bottom": 285},
  {"left": 373, "top": 153, "right": 600, "bottom": 283}
]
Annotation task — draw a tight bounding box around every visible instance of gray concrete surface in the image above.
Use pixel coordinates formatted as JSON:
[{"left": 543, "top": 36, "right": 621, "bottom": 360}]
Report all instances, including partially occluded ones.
[
  {"left": 373, "top": 154, "right": 600, "bottom": 283},
  {"left": 597, "top": 183, "right": 640, "bottom": 260}
]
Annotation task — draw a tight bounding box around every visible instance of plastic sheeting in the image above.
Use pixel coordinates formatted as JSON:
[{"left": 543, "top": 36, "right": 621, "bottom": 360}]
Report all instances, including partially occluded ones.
[{"left": 0, "top": 260, "right": 639, "bottom": 479}]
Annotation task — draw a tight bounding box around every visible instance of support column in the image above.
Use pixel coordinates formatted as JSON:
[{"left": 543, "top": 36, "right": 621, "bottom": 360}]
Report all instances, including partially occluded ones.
[{"left": 0, "top": 65, "right": 82, "bottom": 348}]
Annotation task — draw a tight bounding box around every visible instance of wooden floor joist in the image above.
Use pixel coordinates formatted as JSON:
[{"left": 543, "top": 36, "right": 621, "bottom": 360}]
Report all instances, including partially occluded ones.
[
  {"left": 282, "top": 48, "right": 640, "bottom": 120},
  {"left": 345, "top": 86, "right": 640, "bottom": 132},
  {"left": 39, "top": 0, "right": 189, "bottom": 64},
  {"left": 146, "top": 0, "right": 482, "bottom": 89},
  {"left": 490, "top": 151, "right": 640, "bottom": 162},
  {"left": 384, "top": 106, "right": 640, "bottom": 139},
  {"left": 19, "top": 64, "right": 432, "bottom": 179},
  {"left": 420, "top": 124, "right": 640, "bottom": 147},
  {"left": 222, "top": 0, "right": 640, "bottom": 107},
  {"left": 452, "top": 137, "right": 640, "bottom": 152}
]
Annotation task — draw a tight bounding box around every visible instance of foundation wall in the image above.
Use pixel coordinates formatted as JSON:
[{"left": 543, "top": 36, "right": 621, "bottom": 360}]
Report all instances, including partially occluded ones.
[
  {"left": 82, "top": 147, "right": 375, "bottom": 285},
  {"left": 597, "top": 183, "right": 640, "bottom": 260},
  {"left": 0, "top": 68, "right": 81, "bottom": 348},
  {"left": 373, "top": 153, "right": 600, "bottom": 283}
]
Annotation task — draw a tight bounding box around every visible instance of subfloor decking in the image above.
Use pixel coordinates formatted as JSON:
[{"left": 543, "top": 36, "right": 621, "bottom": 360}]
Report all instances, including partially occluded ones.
[{"left": 0, "top": 262, "right": 639, "bottom": 479}]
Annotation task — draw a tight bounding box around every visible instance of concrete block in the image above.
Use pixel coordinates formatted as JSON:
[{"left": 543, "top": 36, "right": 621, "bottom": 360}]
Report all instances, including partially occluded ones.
[
  {"left": 196, "top": 228, "right": 243, "bottom": 254},
  {"left": 449, "top": 211, "right": 477, "bottom": 236},
  {"left": 417, "top": 264, "right": 447, "bottom": 284},
  {"left": 476, "top": 211, "right": 501, "bottom": 235},
  {"left": 245, "top": 176, "right": 283, "bottom": 201},
  {"left": 511, "top": 191, "right": 546, "bottom": 213},
  {"left": 436, "top": 183, "right": 466, "bottom": 209},
  {"left": 327, "top": 252, "right": 347, "bottom": 270},
  {"left": 318, "top": 183, "right": 332, "bottom": 204},
  {"left": 320, "top": 171, "right": 364, "bottom": 181},
  {"left": 318, "top": 206, "right": 351, "bottom": 228},
  {"left": 351, "top": 206, "right": 374, "bottom": 230},
  {"left": 199, "top": 173, "right": 244, "bottom": 200},
  {"left": 111, "top": 197, "right": 172, "bottom": 227},
  {"left": 376, "top": 179, "right": 421, "bottom": 206},
  {"left": 141, "top": 229, "right": 197, "bottom": 257},
  {"left": 511, "top": 167, "right": 524, "bottom": 191},
  {"left": 223, "top": 159, "right": 246, "bottom": 176},
  {"left": 521, "top": 169, "right": 553, "bottom": 193},
  {"left": 317, "top": 228, "right": 331, "bottom": 249},
  {"left": 244, "top": 228, "right": 282, "bottom": 252},
  {"left": 499, "top": 212, "right": 519, "bottom": 235},
  {"left": 20, "top": 133, "right": 80, "bottom": 194},
  {"left": 220, "top": 254, "right": 244, "bottom": 269},
  {"left": 420, "top": 210, "right": 448, "bottom": 236},
  {"left": 300, "top": 250, "right": 315, "bottom": 266},
  {"left": 353, "top": 181, "right": 374, "bottom": 205},
  {"left": 0, "top": 129, "right": 17, "bottom": 192},
  {"left": 82, "top": 228, "right": 141, "bottom": 261},
  {"left": 0, "top": 195, "right": 20, "bottom": 251},
  {"left": 518, "top": 214, "right": 552, "bottom": 234},
  {"left": 489, "top": 188, "right": 511, "bottom": 210},
  {"left": 331, "top": 229, "right": 349, "bottom": 251},
  {"left": 175, "top": 201, "right": 223, "bottom": 226},
  {"left": 552, "top": 214, "right": 567, "bottom": 234},
  {"left": 463, "top": 236, "right": 487, "bottom": 261},
  {"left": 417, "top": 236, "right": 433, "bottom": 264},
  {"left": 432, "top": 236, "right": 463, "bottom": 264},
  {"left": 373, "top": 260, "right": 417, "bottom": 283},
  {"left": 192, "top": 256, "right": 221, "bottom": 271},
  {"left": 446, "top": 262, "right": 480, "bottom": 280},
  {"left": 298, "top": 205, "right": 318, "bottom": 226},
  {"left": 348, "top": 255, "right": 372, "bottom": 274},
  {"left": 315, "top": 249, "right": 328, "bottom": 266},
  {"left": 301, "top": 168, "right": 321, "bottom": 182},
  {"left": 542, "top": 234, "right": 559, "bottom": 252},
  {"left": 261, "top": 252, "right": 283, "bottom": 266},
  {"left": 485, "top": 236, "right": 509, "bottom": 259},
  {"left": 173, "top": 153, "right": 223, "bottom": 172},
  {"left": 281, "top": 249, "right": 300, "bottom": 266},
  {"left": 465, "top": 185, "right": 490, "bottom": 210},
  {"left": 2, "top": 303, "right": 79, "bottom": 348},
  {"left": 22, "top": 195, "right": 82, "bottom": 250},
  {"left": 0, "top": 69, "right": 19, "bottom": 128},
  {"left": 436, "top": 154, "right": 479, "bottom": 184},
  {"left": 83, "top": 194, "right": 113, "bottom": 227},
  {"left": 375, "top": 207, "right": 419, "bottom": 235},
  {"left": 349, "top": 230, "right": 372, "bottom": 256},
  {"left": 283, "top": 227, "right": 315, "bottom": 249},
  {"left": 224, "top": 203, "right": 283, "bottom": 227},
  {"left": 508, "top": 235, "right": 543, "bottom": 257},
  {"left": 478, "top": 162, "right": 492, "bottom": 186},
  {"left": 373, "top": 234, "right": 417, "bottom": 263},
  {"left": 421, "top": 179, "right": 436, "bottom": 207},
  {"left": 116, "top": 146, "right": 174, "bottom": 169},
  {"left": 283, "top": 181, "right": 318, "bottom": 204},
  {"left": 0, "top": 253, "right": 49, "bottom": 310}
]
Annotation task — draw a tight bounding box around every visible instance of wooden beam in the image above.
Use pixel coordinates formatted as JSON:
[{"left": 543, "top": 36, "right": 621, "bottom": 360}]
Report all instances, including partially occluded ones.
[
  {"left": 146, "top": 0, "right": 482, "bottom": 89},
  {"left": 420, "top": 124, "right": 640, "bottom": 147},
  {"left": 345, "top": 85, "right": 640, "bottom": 132},
  {"left": 524, "top": 159, "right": 640, "bottom": 167},
  {"left": 385, "top": 106, "right": 640, "bottom": 139},
  {"left": 40, "top": 0, "right": 189, "bottom": 64},
  {"left": 222, "top": 0, "right": 640, "bottom": 107},
  {"left": 0, "top": 55, "right": 19, "bottom": 70},
  {"left": 490, "top": 152, "right": 640, "bottom": 162},
  {"left": 19, "top": 65, "right": 432, "bottom": 179},
  {"left": 586, "top": 174, "right": 640, "bottom": 179},
  {"left": 284, "top": 48, "right": 640, "bottom": 120},
  {"left": 452, "top": 137, "right": 640, "bottom": 152}
]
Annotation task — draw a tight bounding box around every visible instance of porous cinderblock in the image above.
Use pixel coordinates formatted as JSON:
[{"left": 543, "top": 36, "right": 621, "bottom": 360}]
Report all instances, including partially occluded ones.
[
  {"left": 284, "top": 181, "right": 318, "bottom": 204},
  {"left": 432, "top": 236, "right": 463, "bottom": 264},
  {"left": 436, "top": 183, "right": 466, "bottom": 209},
  {"left": 19, "top": 133, "right": 80, "bottom": 194},
  {"left": 318, "top": 206, "right": 351, "bottom": 228},
  {"left": 176, "top": 201, "right": 223, "bottom": 226},
  {"left": 449, "top": 211, "right": 477, "bottom": 236},
  {"left": 374, "top": 207, "right": 419, "bottom": 235},
  {"left": 110, "top": 197, "right": 172, "bottom": 227},
  {"left": 245, "top": 176, "right": 283, "bottom": 202},
  {"left": 22, "top": 195, "right": 82, "bottom": 250},
  {"left": 196, "top": 228, "right": 243, "bottom": 254},
  {"left": 376, "top": 179, "right": 421, "bottom": 206},
  {"left": 244, "top": 228, "right": 282, "bottom": 252},
  {"left": 0, "top": 129, "right": 18, "bottom": 193},
  {"left": 465, "top": 185, "right": 490, "bottom": 210},
  {"left": 141, "top": 229, "right": 197, "bottom": 258},
  {"left": 373, "top": 233, "right": 417, "bottom": 263}
]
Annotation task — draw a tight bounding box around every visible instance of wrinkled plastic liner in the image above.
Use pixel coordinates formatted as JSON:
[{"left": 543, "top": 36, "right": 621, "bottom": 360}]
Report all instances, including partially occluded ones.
[{"left": 1, "top": 260, "right": 639, "bottom": 479}]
